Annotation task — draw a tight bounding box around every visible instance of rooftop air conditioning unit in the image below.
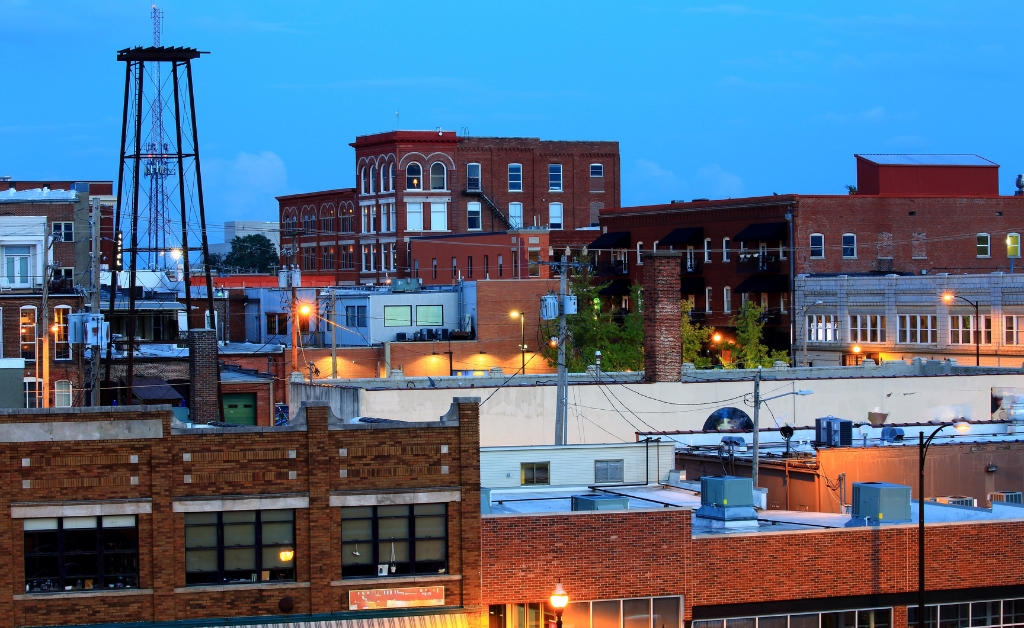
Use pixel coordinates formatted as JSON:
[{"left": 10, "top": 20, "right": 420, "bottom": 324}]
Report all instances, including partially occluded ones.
[
  {"left": 933, "top": 496, "right": 978, "bottom": 508},
  {"left": 816, "top": 417, "right": 853, "bottom": 447},
  {"left": 695, "top": 476, "right": 758, "bottom": 526},
  {"left": 850, "top": 482, "right": 912, "bottom": 525},
  {"left": 571, "top": 494, "right": 628, "bottom": 511},
  {"left": 990, "top": 491, "right": 1024, "bottom": 505}
]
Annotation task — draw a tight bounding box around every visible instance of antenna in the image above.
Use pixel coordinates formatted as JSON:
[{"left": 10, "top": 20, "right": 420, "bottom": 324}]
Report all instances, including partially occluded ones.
[
  {"left": 395, "top": 109, "right": 400, "bottom": 130},
  {"left": 143, "top": 4, "right": 175, "bottom": 270}
]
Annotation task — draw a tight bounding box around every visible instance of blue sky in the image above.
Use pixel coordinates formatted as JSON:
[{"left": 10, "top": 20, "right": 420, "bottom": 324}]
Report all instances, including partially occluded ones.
[{"left": 2, "top": 1, "right": 1023, "bottom": 240}]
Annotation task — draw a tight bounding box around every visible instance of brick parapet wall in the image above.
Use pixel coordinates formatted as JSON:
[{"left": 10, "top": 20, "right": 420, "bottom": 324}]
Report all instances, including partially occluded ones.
[{"left": 643, "top": 252, "right": 682, "bottom": 382}]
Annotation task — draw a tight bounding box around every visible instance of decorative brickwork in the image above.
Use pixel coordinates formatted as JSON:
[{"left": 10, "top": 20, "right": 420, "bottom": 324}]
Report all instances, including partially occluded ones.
[{"left": 643, "top": 251, "right": 682, "bottom": 382}]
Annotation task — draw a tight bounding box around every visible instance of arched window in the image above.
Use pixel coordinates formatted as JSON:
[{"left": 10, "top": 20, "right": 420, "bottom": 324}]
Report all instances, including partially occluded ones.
[
  {"left": 369, "top": 166, "right": 376, "bottom": 194},
  {"left": 321, "top": 209, "right": 334, "bottom": 235},
  {"left": 360, "top": 167, "right": 368, "bottom": 195},
  {"left": 389, "top": 164, "right": 396, "bottom": 191},
  {"left": 430, "top": 163, "right": 447, "bottom": 190},
  {"left": 380, "top": 164, "right": 389, "bottom": 192},
  {"left": 407, "top": 163, "right": 422, "bottom": 190}
]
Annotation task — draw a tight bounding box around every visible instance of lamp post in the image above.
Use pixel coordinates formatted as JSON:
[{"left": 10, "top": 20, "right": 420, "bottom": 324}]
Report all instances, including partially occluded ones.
[
  {"left": 711, "top": 332, "right": 722, "bottom": 366},
  {"left": 550, "top": 581, "right": 569, "bottom": 628},
  {"left": 751, "top": 383, "right": 813, "bottom": 488},
  {"left": 510, "top": 311, "right": 526, "bottom": 374},
  {"left": 942, "top": 293, "right": 980, "bottom": 366},
  {"left": 800, "top": 299, "right": 825, "bottom": 367},
  {"left": 917, "top": 419, "right": 971, "bottom": 627}
]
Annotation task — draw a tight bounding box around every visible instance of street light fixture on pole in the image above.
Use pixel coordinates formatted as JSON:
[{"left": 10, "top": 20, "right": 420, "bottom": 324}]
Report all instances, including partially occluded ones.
[
  {"left": 800, "top": 299, "right": 825, "bottom": 367},
  {"left": 750, "top": 374, "right": 813, "bottom": 488},
  {"left": 942, "top": 293, "right": 980, "bottom": 366},
  {"left": 917, "top": 418, "right": 971, "bottom": 627},
  {"left": 550, "top": 581, "right": 569, "bottom": 628},
  {"left": 510, "top": 311, "right": 526, "bottom": 374}
]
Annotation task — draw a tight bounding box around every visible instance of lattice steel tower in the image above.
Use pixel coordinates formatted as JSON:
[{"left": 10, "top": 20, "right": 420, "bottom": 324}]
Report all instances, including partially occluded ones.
[{"left": 143, "top": 5, "right": 174, "bottom": 270}]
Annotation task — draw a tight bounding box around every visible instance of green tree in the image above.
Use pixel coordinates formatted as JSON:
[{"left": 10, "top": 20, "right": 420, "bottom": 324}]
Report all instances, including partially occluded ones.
[
  {"left": 206, "top": 252, "right": 225, "bottom": 271},
  {"left": 680, "top": 298, "right": 714, "bottom": 368},
  {"left": 723, "top": 301, "right": 790, "bottom": 368},
  {"left": 223, "top": 234, "right": 278, "bottom": 273}
]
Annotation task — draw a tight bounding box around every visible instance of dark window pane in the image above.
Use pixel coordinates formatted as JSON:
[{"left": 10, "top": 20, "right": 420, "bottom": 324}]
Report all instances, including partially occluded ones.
[
  {"left": 63, "top": 529, "right": 98, "bottom": 553},
  {"left": 103, "top": 527, "right": 138, "bottom": 552},
  {"left": 822, "top": 612, "right": 856, "bottom": 628},
  {"left": 791, "top": 614, "right": 820, "bottom": 628},
  {"left": 727, "top": 620, "right": 755, "bottom": 628},
  {"left": 760, "top": 617, "right": 787, "bottom": 628},
  {"left": 25, "top": 530, "right": 59, "bottom": 554},
  {"left": 25, "top": 555, "right": 61, "bottom": 581},
  {"left": 940, "top": 604, "right": 969, "bottom": 628},
  {"left": 859, "top": 610, "right": 891, "bottom": 628},
  {"left": 652, "top": 598, "right": 680, "bottom": 628},
  {"left": 592, "top": 600, "right": 620, "bottom": 628},
  {"left": 623, "top": 599, "right": 651, "bottom": 628},
  {"left": 185, "top": 525, "right": 218, "bottom": 548},
  {"left": 1004, "top": 600, "right": 1024, "bottom": 625},
  {"left": 971, "top": 603, "right": 1000, "bottom": 627},
  {"left": 104, "top": 552, "right": 139, "bottom": 577}
]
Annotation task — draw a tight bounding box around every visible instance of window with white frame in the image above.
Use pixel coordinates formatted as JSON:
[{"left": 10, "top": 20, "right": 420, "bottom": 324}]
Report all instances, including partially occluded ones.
[
  {"left": 406, "top": 163, "right": 422, "bottom": 190},
  {"left": 723, "top": 287, "right": 732, "bottom": 314},
  {"left": 590, "top": 164, "right": 604, "bottom": 192},
  {"left": 704, "top": 238, "right": 712, "bottom": 263},
  {"left": 54, "top": 305, "right": 71, "bottom": 360},
  {"left": 950, "top": 315, "right": 992, "bottom": 345},
  {"left": 810, "top": 234, "right": 824, "bottom": 259},
  {"left": 705, "top": 287, "right": 713, "bottom": 313},
  {"left": 508, "top": 164, "right": 523, "bottom": 192},
  {"left": 429, "top": 163, "right": 446, "bottom": 190},
  {"left": 509, "top": 203, "right": 523, "bottom": 229},
  {"left": 549, "top": 203, "right": 563, "bottom": 230},
  {"left": 977, "top": 233, "right": 991, "bottom": 258},
  {"left": 380, "top": 164, "right": 388, "bottom": 192},
  {"left": 548, "top": 164, "right": 562, "bottom": 192},
  {"left": 389, "top": 164, "right": 396, "bottom": 191},
  {"left": 387, "top": 203, "right": 396, "bottom": 232},
  {"left": 381, "top": 243, "right": 396, "bottom": 272},
  {"left": 407, "top": 203, "right": 423, "bottom": 231},
  {"left": 24, "top": 377, "right": 40, "bottom": 408},
  {"left": 898, "top": 315, "right": 938, "bottom": 344},
  {"left": 6, "top": 245, "right": 32, "bottom": 288},
  {"left": 52, "top": 222, "right": 73, "bottom": 243},
  {"left": 430, "top": 203, "right": 447, "bottom": 231},
  {"left": 807, "top": 314, "right": 839, "bottom": 342},
  {"left": 55, "top": 380, "right": 72, "bottom": 407},
  {"left": 780, "top": 292, "right": 788, "bottom": 313},
  {"left": 779, "top": 239, "right": 787, "bottom": 259},
  {"left": 467, "top": 163, "right": 481, "bottom": 192},
  {"left": 361, "top": 245, "right": 375, "bottom": 272},
  {"left": 361, "top": 206, "right": 375, "bottom": 233},
  {"left": 21, "top": 306, "right": 36, "bottom": 361},
  {"left": 722, "top": 237, "right": 730, "bottom": 262},
  {"left": 369, "top": 166, "right": 376, "bottom": 194},
  {"left": 1008, "top": 233, "right": 1021, "bottom": 258},
  {"left": 842, "top": 233, "right": 856, "bottom": 258},
  {"left": 849, "top": 315, "right": 886, "bottom": 343},
  {"left": 467, "top": 202, "right": 482, "bottom": 230},
  {"left": 360, "top": 167, "right": 368, "bottom": 195},
  {"left": 1006, "top": 316, "right": 1024, "bottom": 345}
]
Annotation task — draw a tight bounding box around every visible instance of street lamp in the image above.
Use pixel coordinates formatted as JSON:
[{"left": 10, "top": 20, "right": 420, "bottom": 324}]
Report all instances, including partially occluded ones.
[
  {"left": 711, "top": 332, "right": 723, "bottom": 365},
  {"left": 549, "top": 581, "right": 569, "bottom": 628},
  {"left": 800, "top": 300, "right": 825, "bottom": 367},
  {"left": 942, "top": 293, "right": 980, "bottom": 366},
  {"left": 750, "top": 372, "right": 813, "bottom": 488},
  {"left": 917, "top": 418, "right": 971, "bottom": 627},
  {"left": 510, "top": 311, "right": 526, "bottom": 374}
]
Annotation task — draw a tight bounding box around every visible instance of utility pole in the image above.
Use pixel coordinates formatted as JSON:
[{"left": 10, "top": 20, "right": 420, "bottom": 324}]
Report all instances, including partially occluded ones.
[
  {"left": 554, "top": 252, "right": 569, "bottom": 445},
  {"left": 39, "top": 230, "right": 52, "bottom": 408},
  {"left": 91, "top": 199, "right": 102, "bottom": 405},
  {"left": 330, "top": 289, "right": 338, "bottom": 378},
  {"left": 289, "top": 232, "right": 299, "bottom": 375},
  {"left": 751, "top": 366, "right": 762, "bottom": 487}
]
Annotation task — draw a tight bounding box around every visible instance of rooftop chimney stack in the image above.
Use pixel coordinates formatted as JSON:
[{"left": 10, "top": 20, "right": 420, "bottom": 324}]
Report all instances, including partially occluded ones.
[
  {"left": 188, "top": 329, "right": 219, "bottom": 422},
  {"left": 643, "top": 251, "right": 682, "bottom": 382}
]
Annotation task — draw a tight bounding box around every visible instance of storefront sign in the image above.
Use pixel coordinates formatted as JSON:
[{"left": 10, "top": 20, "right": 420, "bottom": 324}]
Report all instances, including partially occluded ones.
[{"left": 348, "top": 586, "right": 445, "bottom": 610}]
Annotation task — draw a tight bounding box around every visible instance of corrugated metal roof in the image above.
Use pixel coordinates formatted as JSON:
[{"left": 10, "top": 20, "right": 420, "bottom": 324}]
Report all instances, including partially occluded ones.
[
  {"left": 856, "top": 154, "right": 997, "bottom": 167},
  {"left": 0, "top": 187, "right": 80, "bottom": 202}
]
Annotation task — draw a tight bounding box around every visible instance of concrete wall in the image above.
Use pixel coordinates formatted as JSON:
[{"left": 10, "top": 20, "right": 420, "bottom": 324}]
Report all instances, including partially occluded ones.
[
  {"left": 481, "top": 441, "right": 675, "bottom": 489},
  {"left": 288, "top": 381, "right": 359, "bottom": 421}
]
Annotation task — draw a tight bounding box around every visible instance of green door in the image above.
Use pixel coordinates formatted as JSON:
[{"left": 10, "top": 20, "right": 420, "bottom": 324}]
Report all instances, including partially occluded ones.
[{"left": 222, "top": 393, "right": 257, "bottom": 425}]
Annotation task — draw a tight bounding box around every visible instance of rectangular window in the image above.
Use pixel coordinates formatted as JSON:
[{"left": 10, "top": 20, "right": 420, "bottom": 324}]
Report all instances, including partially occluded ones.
[
  {"left": 498, "top": 254, "right": 504, "bottom": 277},
  {"left": 54, "top": 380, "right": 72, "bottom": 407},
  {"left": 548, "top": 164, "right": 562, "bottom": 192},
  {"left": 184, "top": 510, "right": 294, "bottom": 586},
  {"left": 413, "top": 259, "right": 419, "bottom": 278},
  {"left": 1009, "top": 233, "right": 1021, "bottom": 258},
  {"left": 594, "top": 459, "right": 624, "bottom": 483},
  {"left": 549, "top": 203, "right": 563, "bottom": 230},
  {"left": 341, "top": 504, "right": 447, "bottom": 578},
  {"left": 521, "top": 462, "right": 550, "bottom": 485},
  {"left": 842, "top": 233, "right": 857, "bottom": 258},
  {"left": 590, "top": 164, "right": 604, "bottom": 192},
  {"left": 451, "top": 257, "right": 458, "bottom": 278},
  {"left": 467, "top": 256, "right": 473, "bottom": 278},
  {"left": 416, "top": 305, "right": 443, "bottom": 326},
  {"left": 54, "top": 306, "right": 71, "bottom": 360},
  {"left": 322, "top": 246, "right": 335, "bottom": 270},
  {"left": 898, "top": 315, "right": 939, "bottom": 344},
  {"left": 383, "top": 305, "right": 412, "bottom": 327},
  {"left": 407, "top": 202, "right": 423, "bottom": 231},
  {"left": 509, "top": 203, "right": 523, "bottom": 229},
  {"left": 341, "top": 208, "right": 355, "bottom": 233},
  {"left": 388, "top": 203, "right": 396, "bottom": 233},
  {"left": 1006, "top": 316, "right": 1023, "bottom": 345},
  {"left": 810, "top": 234, "right": 824, "bottom": 259},
  {"left": 705, "top": 286, "right": 713, "bottom": 313},
  {"left": 704, "top": 238, "right": 712, "bottom": 263},
  {"left": 430, "top": 202, "right": 447, "bottom": 231},
  {"left": 51, "top": 221, "right": 74, "bottom": 243},
  {"left": 508, "top": 164, "right": 523, "bottom": 192},
  {"left": 24, "top": 378, "right": 40, "bottom": 408},
  {"left": 21, "top": 306, "right": 36, "bottom": 361},
  {"left": 723, "top": 287, "right": 732, "bottom": 314},
  {"left": 266, "top": 313, "right": 287, "bottom": 336},
  {"left": 302, "top": 247, "right": 316, "bottom": 271},
  {"left": 345, "top": 305, "right": 368, "bottom": 328},
  {"left": 977, "top": 234, "right": 991, "bottom": 258},
  {"left": 341, "top": 245, "right": 355, "bottom": 270},
  {"left": 807, "top": 314, "right": 840, "bottom": 342},
  {"left": 24, "top": 515, "right": 139, "bottom": 592},
  {"left": 432, "top": 258, "right": 437, "bottom": 280},
  {"left": 484, "top": 255, "right": 489, "bottom": 278},
  {"left": 528, "top": 249, "right": 541, "bottom": 277},
  {"left": 467, "top": 163, "right": 481, "bottom": 192},
  {"left": 950, "top": 315, "right": 992, "bottom": 345},
  {"left": 849, "top": 315, "right": 887, "bottom": 343},
  {"left": 362, "top": 206, "right": 375, "bottom": 233},
  {"left": 361, "top": 245, "right": 375, "bottom": 272},
  {"left": 722, "top": 237, "right": 730, "bottom": 262},
  {"left": 467, "top": 202, "right": 482, "bottom": 230}
]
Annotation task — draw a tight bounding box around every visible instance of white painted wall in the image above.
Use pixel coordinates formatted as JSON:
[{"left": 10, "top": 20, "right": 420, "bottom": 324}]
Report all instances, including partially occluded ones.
[
  {"left": 355, "top": 371, "right": 1024, "bottom": 447},
  {"left": 481, "top": 441, "right": 675, "bottom": 489}
]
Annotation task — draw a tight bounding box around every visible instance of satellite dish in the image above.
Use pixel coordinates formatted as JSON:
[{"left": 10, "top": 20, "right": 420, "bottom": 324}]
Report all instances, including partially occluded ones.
[{"left": 703, "top": 407, "right": 753, "bottom": 431}]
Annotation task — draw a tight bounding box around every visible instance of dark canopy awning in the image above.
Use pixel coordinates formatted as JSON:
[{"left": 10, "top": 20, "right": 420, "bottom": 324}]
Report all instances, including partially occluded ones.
[
  {"left": 680, "top": 276, "right": 706, "bottom": 295},
  {"left": 733, "top": 222, "right": 789, "bottom": 242},
  {"left": 598, "top": 278, "right": 632, "bottom": 296},
  {"left": 588, "top": 231, "right": 630, "bottom": 249},
  {"left": 130, "top": 378, "right": 184, "bottom": 402},
  {"left": 660, "top": 227, "right": 704, "bottom": 246},
  {"left": 734, "top": 274, "right": 790, "bottom": 293}
]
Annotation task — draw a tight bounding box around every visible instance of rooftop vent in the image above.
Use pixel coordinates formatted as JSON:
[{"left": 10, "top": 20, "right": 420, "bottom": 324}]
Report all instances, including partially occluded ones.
[
  {"left": 571, "top": 494, "right": 628, "bottom": 511},
  {"left": 849, "top": 482, "right": 911, "bottom": 526},
  {"left": 932, "top": 496, "right": 978, "bottom": 508},
  {"left": 990, "top": 491, "right": 1023, "bottom": 505},
  {"left": 815, "top": 416, "right": 853, "bottom": 447},
  {"left": 695, "top": 476, "right": 758, "bottom": 528}
]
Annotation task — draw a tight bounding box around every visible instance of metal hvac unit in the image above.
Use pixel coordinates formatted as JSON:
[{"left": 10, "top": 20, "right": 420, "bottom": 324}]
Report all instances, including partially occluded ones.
[
  {"left": 571, "top": 494, "right": 629, "bottom": 511},
  {"left": 850, "top": 482, "right": 912, "bottom": 524},
  {"left": 990, "top": 491, "right": 1024, "bottom": 504},
  {"left": 391, "top": 278, "right": 421, "bottom": 292},
  {"left": 695, "top": 476, "right": 758, "bottom": 523},
  {"left": 815, "top": 416, "right": 854, "bottom": 447},
  {"left": 933, "top": 496, "right": 979, "bottom": 508}
]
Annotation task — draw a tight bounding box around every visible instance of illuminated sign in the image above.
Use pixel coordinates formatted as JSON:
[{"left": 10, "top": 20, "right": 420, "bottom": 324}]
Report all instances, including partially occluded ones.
[{"left": 348, "top": 586, "right": 445, "bottom": 610}]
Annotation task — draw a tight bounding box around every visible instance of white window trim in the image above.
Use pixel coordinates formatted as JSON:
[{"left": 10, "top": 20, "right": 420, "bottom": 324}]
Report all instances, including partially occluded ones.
[
  {"left": 54, "top": 380, "right": 72, "bottom": 407},
  {"left": 1008, "top": 233, "right": 1021, "bottom": 259},
  {"left": 636, "top": 243, "right": 643, "bottom": 266},
  {"left": 548, "top": 164, "right": 563, "bottom": 192},
  {"left": 705, "top": 287, "right": 713, "bottom": 313},
  {"left": 723, "top": 287, "right": 732, "bottom": 314},
  {"left": 467, "top": 163, "right": 481, "bottom": 192},
  {"left": 704, "top": 238, "right": 712, "bottom": 263},
  {"left": 429, "top": 163, "right": 448, "bottom": 192},
  {"left": 590, "top": 163, "right": 604, "bottom": 178},
  {"left": 508, "top": 163, "right": 523, "bottom": 193},
  {"left": 467, "top": 202, "right": 482, "bottom": 231},
  {"left": 977, "top": 233, "right": 991, "bottom": 258},
  {"left": 548, "top": 203, "right": 563, "bottom": 230},
  {"left": 842, "top": 233, "right": 857, "bottom": 259},
  {"left": 722, "top": 237, "right": 730, "bottom": 262},
  {"left": 810, "top": 233, "right": 825, "bottom": 259},
  {"left": 406, "top": 162, "right": 423, "bottom": 191}
]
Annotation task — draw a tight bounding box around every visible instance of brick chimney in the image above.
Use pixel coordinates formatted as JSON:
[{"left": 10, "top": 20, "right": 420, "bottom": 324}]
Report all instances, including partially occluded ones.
[
  {"left": 188, "top": 328, "right": 219, "bottom": 422},
  {"left": 643, "top": 251, "right": 682, "bottom": 382}
]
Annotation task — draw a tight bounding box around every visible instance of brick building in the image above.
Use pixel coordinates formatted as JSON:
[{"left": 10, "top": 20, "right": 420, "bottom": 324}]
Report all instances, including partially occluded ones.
[
  {"left": 596, "top": 155, "right": 1024, "bottom": 353},
  {"left": 277, "top": 131, "right": 618, "bottom": 286}
]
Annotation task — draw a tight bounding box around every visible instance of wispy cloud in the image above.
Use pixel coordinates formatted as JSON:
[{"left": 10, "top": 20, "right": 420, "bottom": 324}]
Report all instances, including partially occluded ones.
[
  {"left": 202, "top": 151, "right": 287, "bottom": 225},
  {"left": 697, "top": 164, "right": 744, "bottom": 197}
]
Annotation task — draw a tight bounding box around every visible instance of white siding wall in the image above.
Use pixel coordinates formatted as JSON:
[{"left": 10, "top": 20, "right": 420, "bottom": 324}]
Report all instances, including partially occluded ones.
[{"left": 481, "top": 442, "right": 675, "bottom": 489}]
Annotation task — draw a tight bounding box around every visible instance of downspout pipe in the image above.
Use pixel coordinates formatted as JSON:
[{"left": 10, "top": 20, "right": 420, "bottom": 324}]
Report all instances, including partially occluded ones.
[{"left": 786, "top": 208, "right": 796, "bottom": 363}]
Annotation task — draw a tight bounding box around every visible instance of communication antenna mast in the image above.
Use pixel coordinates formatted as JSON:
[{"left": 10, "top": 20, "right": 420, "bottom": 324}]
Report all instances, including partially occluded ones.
[{"left": 143, "top": 4, "right": 175, "bottom": 270}]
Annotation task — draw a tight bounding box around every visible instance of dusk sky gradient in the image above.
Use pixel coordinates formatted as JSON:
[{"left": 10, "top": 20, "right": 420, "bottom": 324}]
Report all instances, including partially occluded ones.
[{"left": 2, "top": 1, "right": 1023, "bottom": 241}]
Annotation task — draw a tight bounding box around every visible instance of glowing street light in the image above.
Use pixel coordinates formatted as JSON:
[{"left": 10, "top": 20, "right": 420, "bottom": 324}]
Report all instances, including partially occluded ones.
[{"left": 549, "top": 581, "right": 569, "bottom": 628}]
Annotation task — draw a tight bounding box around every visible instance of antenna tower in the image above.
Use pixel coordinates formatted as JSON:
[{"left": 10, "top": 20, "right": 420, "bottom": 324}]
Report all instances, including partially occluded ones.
[{"left": 143, "top": 4, "right": 174, "bottom": 270}]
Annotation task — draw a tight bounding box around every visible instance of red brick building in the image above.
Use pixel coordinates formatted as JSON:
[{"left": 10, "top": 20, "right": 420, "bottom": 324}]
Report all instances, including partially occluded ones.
[
  {"left": 277, "top": 131, "right": 618, "bottom": 286},
  {"left": 596, "top": 155, "right": 1024, "bottom": 352}
]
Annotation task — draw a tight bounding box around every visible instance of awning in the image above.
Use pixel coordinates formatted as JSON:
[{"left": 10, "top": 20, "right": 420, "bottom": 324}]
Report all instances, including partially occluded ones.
[
  {"left": 130, "top": 378, "right": 184, "bottom": 403},
  {"left": 733, "top": 222, "right": 788, "bottom": 242},
  {"left": 734, "top": 274, "right": 790, "bottom": 293},
  {"left": 198, "top": 613, "right": 471, "bottom": 628},
  {"left": 659, "top": 227, "right": 704, "bottom": 246},
  {"left": 588, "top": 231, "right": 630, "bottom": 249},
  {"left": 599, "top": 278, "right": 632, "bottom": 296},
  {"left": 680, "top": 276, "right": 706, "bottom": 295}
]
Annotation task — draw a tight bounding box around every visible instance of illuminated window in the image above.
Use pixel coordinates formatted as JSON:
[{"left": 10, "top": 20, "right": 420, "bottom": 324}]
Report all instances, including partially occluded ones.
[{"left": 406, "top": 163, "right": 422, "bottom": 190}]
